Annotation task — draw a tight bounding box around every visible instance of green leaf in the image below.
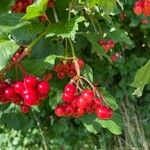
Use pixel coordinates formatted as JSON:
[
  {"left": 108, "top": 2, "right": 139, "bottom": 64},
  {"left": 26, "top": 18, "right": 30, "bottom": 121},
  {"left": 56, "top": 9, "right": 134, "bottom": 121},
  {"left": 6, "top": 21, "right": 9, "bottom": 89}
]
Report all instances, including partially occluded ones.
[
  {"left": 100, "top": 88, "right": 118, "bottom": 110},
  {"left": 0, "top": 0, "right": 13, "bottom": 13},
  {"left": 108, "top": 29, "right": 133, "bottom": 45},
  {"left": 84, "top": 33, "right": 110, "bottom": 61},
  {"left": 88, "top": 0, "right": 116, "bottom": 14},
  {"left": 80, "top": 114, "right": 101, "bottom": 134},
  {"left": 46, "top": 16, "right": 85, "bottom": 40},
  {"left": 131, "top": 60, "right": 150, "bottom": 97},
  {"left": 0, "top": 113, "right": 29, "bottom": 130},
  {"left": 0, "top": 40, "right": 19, "bottom": 71},
  {"left": 44, "top": 55, "right": 57, "bottom": 70},
  {"left": 81, "top": 64, "right": 93, "bottom": 82},
  {"left": 0, "top": 13, "right": 29, "bottom": 33},
  {"left": 95, "top": 118, "right": 122, "bottom": 135},
  {"left": 22, "top": 0, "right": 49, "bottom": 20},
  {"left": 0, "top": 104, "right": 10, "bottom": 112}
]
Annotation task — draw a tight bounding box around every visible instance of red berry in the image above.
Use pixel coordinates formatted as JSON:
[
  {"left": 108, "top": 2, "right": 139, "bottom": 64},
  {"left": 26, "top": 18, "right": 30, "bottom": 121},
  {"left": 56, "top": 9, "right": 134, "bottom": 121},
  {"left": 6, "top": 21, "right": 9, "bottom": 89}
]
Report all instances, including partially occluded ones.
[
  {"left": 39, "top": 15, "right": 47, "bottom": 22},
  {"left": 81, "top": 89, "right": 94, "bottom": 103},
  {"left": 96, "top": 106, "right": 113, "bottom": 120},
  {"left": 38, "top": 81, "right": 50, "bottom": 94},
  {"left": 57, "top": 72, "right": 65, "bottom": 79},
  {"left": 76, "top": 96, "right": 88, "bottom": 109},
  {"left": 133, "top": 5, "right": 143, "bottom": 15},
  {"left": 0, "top": 81, "right": 9, "bottom": 90},
  {"left": 4, "top": 87, "right": 16, "bottom": 100},
  {"left": 14, "top": 82, "right": 25, "bottom": 94},
  {"left": 62, "top": 92, "right": 75, "bottom": 102},
  {"left": 55, "top": 105, "right": 65, "bottom": 117},
  {"left": 23, "top": 90, "right": 37, "bottom": 106},
  {"left": 86, "top": 106, "right": 94, "bottom": 114},
  {"left": 68, "top": 70, "right": 76, "bottom": 78},
  {"left": 24, "top": 75, "right": 38, "bottom": 88},
  {"left": 20, "top": 104, "right": 30, "bottom": 113},
  {"left": 64, "top": 104, "right": 74, "bottom": 116},
  {"left": 94, "top": 98, "right": 102, "bottom": 107},
  {"left": 73, "top": 108, "right": 85, "bottom": 118},
  {"left": 64, "top": 84, "right": 77, "bottom": 95},
  {"left": 77, "top": 58, "right": 85, "bottom": 68},
  {"left": 11, "top": 95, "right": 22, "bottom": 105}
]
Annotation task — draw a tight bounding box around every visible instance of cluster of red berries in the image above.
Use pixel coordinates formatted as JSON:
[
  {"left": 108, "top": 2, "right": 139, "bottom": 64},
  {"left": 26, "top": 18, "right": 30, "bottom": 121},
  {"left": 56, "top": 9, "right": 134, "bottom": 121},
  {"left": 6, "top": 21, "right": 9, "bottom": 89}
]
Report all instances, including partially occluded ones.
[
  {"left": 53, "top": 58, "right": 85, "bottom": 79},
  {"left": 11, "top": 0, "right": 33, "bottom": 13},
  {"left": 0, "top": 75, "right": 50, "bottom": 113},
  {"left": 98, "top": 39, "right": 116, "bottom": 52},
  {"left": 133, "top": 0, "right": 150, "bottom": 16},
  {"left": 54, "top": 84, "right": 113, "bottom": 120},
  {"left": 11, "top": 0, "right": 54, "bottom": 13}
]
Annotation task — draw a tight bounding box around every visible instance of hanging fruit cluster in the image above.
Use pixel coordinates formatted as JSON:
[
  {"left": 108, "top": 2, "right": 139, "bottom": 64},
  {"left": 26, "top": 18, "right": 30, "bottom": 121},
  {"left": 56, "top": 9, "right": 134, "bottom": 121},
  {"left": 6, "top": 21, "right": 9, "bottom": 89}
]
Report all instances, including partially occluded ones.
[
  {"left": 0, "top": 75, "right": 50, "bottom": 113},
  {"left": 55, "top": 75, "right": 113, "bottom": 120},
  {"left": 133, "top": 0, "right": 150, "bottom": 16},
  {"left": 53, "top": 58, "right": 85, "bottom": 79},
  {"left": 98, "top": 39, "right": 116, "bottom": 53},
  {"left": 11, "top": 0, "right": 54, "bottom": 13}
]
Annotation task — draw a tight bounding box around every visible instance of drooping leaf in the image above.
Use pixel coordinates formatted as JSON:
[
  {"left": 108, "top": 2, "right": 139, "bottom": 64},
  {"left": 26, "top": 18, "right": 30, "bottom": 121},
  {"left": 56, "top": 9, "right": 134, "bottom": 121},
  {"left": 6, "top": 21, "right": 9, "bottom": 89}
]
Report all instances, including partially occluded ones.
[
  {"left": 100, "top": 88, "right": 118, "bottom": 110},
  {"left": 0, "top": 40, "right": 19, "bottom": 71},
  {"left": 131, "top": 60, "right": 150, "bottom": 97},
  {"left": 22, "top": 0, "right": 49, "bottom": 20},
  {"left": 44, "top": 55, "right": 57, "bottom": 70},
  {"left": 46, "top": 16, "right": 85, "bottom": 40},
  {"left": 95, "top": 118, "right": 122, "bottom": 135}
]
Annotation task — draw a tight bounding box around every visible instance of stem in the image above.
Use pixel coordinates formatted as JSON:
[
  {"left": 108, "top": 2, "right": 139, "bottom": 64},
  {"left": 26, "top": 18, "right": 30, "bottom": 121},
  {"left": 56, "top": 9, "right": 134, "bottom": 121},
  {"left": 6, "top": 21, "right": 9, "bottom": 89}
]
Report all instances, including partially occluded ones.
[
  {"left": 89, "top": 15, "right": 97, "bottom": 32},
  {"left": 68, "top": 0, "right": 74, "bottom": 21},
  {"left": 68, "top": 38, "right": 80, "bottom": 76},
  {"left": 18, "top": 30, "right": 47, "bottom": 61},
  {"left": 52, "top": 7, "right": 59, "bottom": 22},
  {"left": 33, "top": 111, "right": 48, "bottom": 150},
  {"left": 12, "top": 21, "right": 30, "bottom": 31},
  {"left": 16, "top": 62, "right": 27, "bottom": 76}
]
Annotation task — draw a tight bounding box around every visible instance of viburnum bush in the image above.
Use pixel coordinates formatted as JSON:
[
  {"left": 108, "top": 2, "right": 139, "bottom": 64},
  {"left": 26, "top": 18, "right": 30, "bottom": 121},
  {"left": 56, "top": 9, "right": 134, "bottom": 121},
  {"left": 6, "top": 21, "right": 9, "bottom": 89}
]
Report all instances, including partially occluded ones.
[{"left": 0, "top": 0, "right": 149, "bottom": 149}]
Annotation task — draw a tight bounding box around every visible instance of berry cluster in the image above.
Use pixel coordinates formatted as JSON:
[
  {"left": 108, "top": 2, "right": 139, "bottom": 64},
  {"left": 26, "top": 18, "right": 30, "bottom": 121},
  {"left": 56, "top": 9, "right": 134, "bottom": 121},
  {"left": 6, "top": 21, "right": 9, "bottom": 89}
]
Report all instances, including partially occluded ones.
[
  {"left": 133, "top": 0, "right": 150, "bottom": 16},
  {"left": 11, "top": 0, "right": 33, "bottom": 13},
  {"left": 98, "top": 39, "right": 115, "bottom": 52},
  {"left": 53, "top": 58, "right": 85, "bottom": 79},
  {"left": 0, "top": 75, "right": 50, "bottom": 113},
  {"left": 11, "top": 0, "right": 54, "bottom": 13},
  {"left": 55, "top": 84, "right": 113, "bottom": 120}
]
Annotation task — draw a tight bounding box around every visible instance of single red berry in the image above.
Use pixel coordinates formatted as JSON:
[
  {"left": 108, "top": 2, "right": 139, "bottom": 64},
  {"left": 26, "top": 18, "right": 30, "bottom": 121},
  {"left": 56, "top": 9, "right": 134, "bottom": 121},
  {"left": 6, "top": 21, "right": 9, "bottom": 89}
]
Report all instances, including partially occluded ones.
[
  {"left": 81, "top": 89, "right": 94, "bottom": 103},
  {"left": 86, "top": 106, "right": 94, "bottom": 114},
  {"left": 55, "top": 105, "right": 65, "bottom": 117},
  {"left": 64, "top": 104, "right": 74, "bottom": 116},
  {"left": 4, "top": 87, "right": 16, "bottom": 100},
  {"left": 20, "top": 104, "right": 30, "bottom": 113},
  {"left": 77, "top": 58, "right": 85, "bottom": 68},
  {"left": 14, "top": 82, "right": 25, "bottom": 94},
  {"left": 96, "top": 106, "right": 113, "bottom": 120},
  {"left": 64, "top": 84, "right": 77, "bottom": 95},
  {"left": 94, "top": 98, "right": 102, "bottom": 107},
  {"left": 47, "top": 0, "right": 54, "bottom": 8},
  {"left": 38, "top": 81, "right": 50, "bottom": 94},
  {"left": 68, "top": 70, "right": 76, "bottom": 78},
  {"left": 0, "top": 81, "right": 9, "bottom": 90},
  {"left": 24, "top": 75, "right": 38, "bottom": 88},
  {"left": 62, "top": 92, "right": 75, "bottom": 102},
  {"left": 39, "top": 15, "right": 47, "bottom": 22},
  {"left": 73, "top": 108, "right": 85, "bottom": 118},
  {"left": 76, "top": 96, "right": 88, "bottom": 109},
  {"left": 23, "top": 90, "right": 37, "bottom": 106}
]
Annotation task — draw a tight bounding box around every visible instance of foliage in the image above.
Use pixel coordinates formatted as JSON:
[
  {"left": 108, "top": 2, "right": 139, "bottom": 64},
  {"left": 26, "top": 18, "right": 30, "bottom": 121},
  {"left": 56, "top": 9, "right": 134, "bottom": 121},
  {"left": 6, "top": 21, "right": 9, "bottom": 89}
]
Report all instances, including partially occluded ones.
[{"left": 0, "top": 0, "right": 149, "bottom": 149}]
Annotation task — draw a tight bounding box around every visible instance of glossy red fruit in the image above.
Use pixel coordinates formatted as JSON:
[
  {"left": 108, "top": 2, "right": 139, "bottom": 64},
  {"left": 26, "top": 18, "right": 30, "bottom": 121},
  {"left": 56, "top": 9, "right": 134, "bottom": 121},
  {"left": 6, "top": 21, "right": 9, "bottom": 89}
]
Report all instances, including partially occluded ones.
[
  {"left": 20, "top": 104, "right": 30, "bottom": 113},
  {"left": 53, "top": 64, "right": 62, "bottom": 72},
  {"left": 133, "top": 5, "right": 143, "bottom": 15},
  {"left": 47, "top": 0, "right": 54, "bottom": 8},
  {"left": 62, "top": 92, "right": 75, "bottom": 102},
  {"left": 94, "top": 98, "right": 102, "bottom": 107},
  {"left": 77, "top": 96, "right": 88, "bottom": 109},
  {"left": 39, "top": 15, "right": 47, "bottom": 22},
  {"left": 77, "top": 58, "right": 85, "bottom": 68},
  {"left": 55, "top": 105, "right": 65, "bottom": 117},
  {"left": 86, "top": 106, "right": 94, "bottom": 114},
  {"left": 73, "top": 108, "right": 85, "bottom": 118},
  {"left": 68, "top": 70, "right": 76, "bottom": 78},
  {"left": 24, "top": 75, "right": 38, "bottom": 88},
  {"left": 4, "top": 87, "right": 16, "bottom": 100},
  {"left": 14, "top": 82, "right": 25, "bottom": 94},
  {"left": 0, "top": 81, "right": 9, "bottom": 90},
  {"left": 81, "top": 89, "right": 94, "bottom": 103},
  {"left": 64, "top": 104, "right": 74, "bottom": 116},
  {"left": 96, "top": 106, "right": 113, "bottom": 120},
  {"left": 23, "top": 90, "right": 37, "bottom": 106},
  {"left": 64, "top": 84, "right": 77, "bottom": 95},
  {"left": 38, "top": 81, "right": 50, "bottom": 94}
]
